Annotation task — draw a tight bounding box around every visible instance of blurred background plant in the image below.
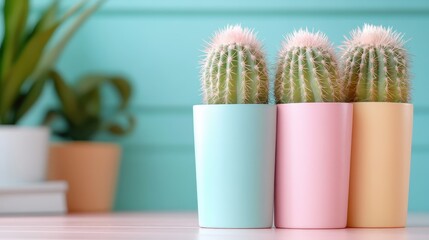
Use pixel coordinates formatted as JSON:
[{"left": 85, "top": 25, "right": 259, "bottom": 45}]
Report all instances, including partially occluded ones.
[
  {"left": 43, "top": 70, "right": 135, "bottom": 141},
  {"left": 0, "top": 0, "right": 103, "bottom": 124}
]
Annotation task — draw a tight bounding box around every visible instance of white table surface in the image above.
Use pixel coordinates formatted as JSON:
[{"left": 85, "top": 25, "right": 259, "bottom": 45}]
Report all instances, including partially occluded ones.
[{"left": 0, "top": 212, "right": 428, "bottom": 240}]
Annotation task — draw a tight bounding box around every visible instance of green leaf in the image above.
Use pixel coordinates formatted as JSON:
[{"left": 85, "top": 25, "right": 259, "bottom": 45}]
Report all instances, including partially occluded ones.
[
  {"left": 68, "top": 116, "right": 102, "bottom": 141},
  {"left": 76, "top": 74, "right": 104, "bottom": 93},
  {"left": 12, "top": 77, "right": 48, "bottom": 123},
  {"left": 31, "top": 0, "right": 105, "bottom": 81},
  {"left": 49, "top": 70, "right": 82, "bottom": 125},
  {"left": 42, "top": 109, "right": 75, "bottom": 140},
  {"left": 77, "top": 74, "right": 132, "bottom": 110},
  {"left": 105, "top": 114, "right": 136, "bottom": 136},
  {"left": 0, "top": 0, "right": 29, "bottom": 82},
  {"left": 0, "top": 1, "right": 85, "bottom": 117},
  {"left": 0, "top": 26, "right": 57, "bottom": 116},
  {"left": 81, "top": 88, "right": 101, "bottom": 116},
  {"left": 110, "top": 77, "right": 132, "bottom": 110},
  {"left": 25, "top": 1, "right": 59, "bottom": 43},
  {"left": 42, "top": 109, "right": 63, "bottom": 126},
  {"left": 33, "top": 1, "right": 59, "bottom": 33},
  {"left": 17, "top": 2, "right": 58, "bottom": 63},
  {"left": 58, "top": 0, "right": 88, "bottom": 23},
  {"left": 43, "top": 108, "right": 100, "bottom": 141}
]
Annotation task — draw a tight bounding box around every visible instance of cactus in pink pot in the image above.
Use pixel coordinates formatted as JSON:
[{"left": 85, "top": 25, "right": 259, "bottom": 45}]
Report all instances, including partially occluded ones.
[
  {"left": 274, "top": 29, "right": 353, "bottom": 229},
  {"left": 275, "top": 29, "right": 344, "bottom": 103}
]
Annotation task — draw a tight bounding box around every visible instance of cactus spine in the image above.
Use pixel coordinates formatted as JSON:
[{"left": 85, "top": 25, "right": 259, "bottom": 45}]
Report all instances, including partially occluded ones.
[
  {"left": 275, "top": 29, "right": 343, "bottom": 103},
  {"left": 341, "top": 24, "right": 410, "bottom": 102},
  {"left": 201, "top": 25, "right": 269, "bottom": 104}
]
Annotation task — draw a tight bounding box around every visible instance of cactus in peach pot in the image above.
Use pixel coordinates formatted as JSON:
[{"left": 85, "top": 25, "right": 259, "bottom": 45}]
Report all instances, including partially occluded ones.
[
  {"left": 342, "top": 24, "right": 413, "bottom": 228},
  {"left": 194, "top": 25, "right": 276, "bottom": 228},
  {"left": 274, "top": 29, "right": 353, "bottom": 229},
  {"left": 342, "top": 24, "right": 410, "bottom": 102}
]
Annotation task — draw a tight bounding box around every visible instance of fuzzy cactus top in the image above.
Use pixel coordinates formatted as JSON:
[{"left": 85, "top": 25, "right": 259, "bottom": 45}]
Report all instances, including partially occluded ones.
[
  {"left": 201, "top": 25, "right": 269, "bottom": 104},
  {"left": 275, "top": 29, "right": 343, "bottom": 103},
  {"left": 341, "top": 24, "right": 410, "bottom": 102}
]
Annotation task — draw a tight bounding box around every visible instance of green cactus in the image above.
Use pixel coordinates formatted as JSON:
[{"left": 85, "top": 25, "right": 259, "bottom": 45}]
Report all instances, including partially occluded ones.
[
  {"left": 341, "top": 24, "right": 410, "bottom": 102},
  {"left": 275, "top": 29, "right": 343, "bottom": 103},
  {"left": 201, "top": 25, "right": 269, "bottom": 104}
]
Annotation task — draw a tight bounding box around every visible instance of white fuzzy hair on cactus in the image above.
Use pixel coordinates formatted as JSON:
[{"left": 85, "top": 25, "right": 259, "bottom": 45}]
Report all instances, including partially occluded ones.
[
  {"left": 341, "top": 24, "right": 410, "bottom": 103},
  {"left": 208, "top": 25, "right": 261, "bottom": 50},
  {"left": 275, "top": 29, "right": 343, "bottom": 103},
  {"left": 344, "top": 24, "right": 405, "bottom": 49},
  {"left": 280, "top": 29, "right": 336, "bottom": 58},
  {"left": 200, "top": 25, "right": 269, "bottom": 104}
]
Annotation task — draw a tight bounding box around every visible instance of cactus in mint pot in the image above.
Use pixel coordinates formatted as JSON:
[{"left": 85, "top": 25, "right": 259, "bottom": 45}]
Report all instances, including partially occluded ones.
[
  {"left": 201, "top": 25, "right": 269, "bottom": 104},
  {"left": 341, "top": 24, "right": 410, "bottom": 102},
  {"left": 194, "top": 25, "right": 276, "bottom": 228},
  {"left": 343, "top": 24, "right": 413, "bottom": 228},
  {"left": 274, "top": 29, "right": 353, "bottom": 229}
]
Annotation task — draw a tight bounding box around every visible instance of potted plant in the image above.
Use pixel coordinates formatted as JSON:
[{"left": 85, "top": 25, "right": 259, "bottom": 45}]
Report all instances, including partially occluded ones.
[
  {"left": 274, "top": 29, "right": 353, "bottom": 228},
  {"left": 44, "top": 71, "right": 135, "bottom": 212},
  {"left": 194, "top": 25, "right": 276, "bottom": 228},
  {"left": 0, "top": 0, "right": 103, "bottom": 183},
  {"left": 342, "top": 24, "right": 413, "bottom": 228}
]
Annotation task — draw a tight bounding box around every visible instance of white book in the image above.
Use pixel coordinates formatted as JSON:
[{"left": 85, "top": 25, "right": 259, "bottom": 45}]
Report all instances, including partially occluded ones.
[{"left": 0, "top": 181, "right": 68, "bottom": 215}]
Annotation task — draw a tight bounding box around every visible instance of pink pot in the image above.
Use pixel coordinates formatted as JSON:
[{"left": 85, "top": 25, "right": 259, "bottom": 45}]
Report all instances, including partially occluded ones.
[{"left": 275, "top": 103, "right": 353, "bottom": 229}]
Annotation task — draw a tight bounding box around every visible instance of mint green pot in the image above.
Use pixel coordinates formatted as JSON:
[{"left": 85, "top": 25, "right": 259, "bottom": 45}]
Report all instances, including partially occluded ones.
[{"left": 193, "top": 104, "right": 277, "bottom": 228}]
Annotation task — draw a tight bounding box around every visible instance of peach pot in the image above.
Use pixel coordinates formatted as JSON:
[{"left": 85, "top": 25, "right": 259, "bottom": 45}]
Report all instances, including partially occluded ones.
[
  {"left": 275, "top": 103, "right": 353, "bottom": 229},
  {"left": 48, "top": 142, "right": 121, "bottom": 212},
  {"left": 347, "top": 103, "right": 413, "bottom": 228}
]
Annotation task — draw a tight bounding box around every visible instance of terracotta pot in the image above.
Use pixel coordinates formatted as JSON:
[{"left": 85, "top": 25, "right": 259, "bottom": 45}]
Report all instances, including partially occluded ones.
[
  {"left": 275, "top": 103, "right": 353, "bottom": 229},
  {"left": 347, "top": 102, "right": 413, "bottom": 228},
  {"left": 47, "top": 142, "right": 121, "bottom": 212}
]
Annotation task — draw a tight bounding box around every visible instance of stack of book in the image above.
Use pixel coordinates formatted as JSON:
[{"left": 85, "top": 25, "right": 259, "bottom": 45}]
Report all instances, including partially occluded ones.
[{"left": 0, "top": 181, "right": 67, "bottom": 215}]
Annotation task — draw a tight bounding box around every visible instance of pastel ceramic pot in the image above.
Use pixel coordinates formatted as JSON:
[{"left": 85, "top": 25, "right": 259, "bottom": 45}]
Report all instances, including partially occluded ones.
[
  {"left": 275, "top": 103, "right": 353, "bottom": 229},
  {"left": 48, "top": 142, "right": 121, "bottom": 212},
  {"left": 0, "top": 127, "right": 50, "bottom": 183},
  {"left": 347, "top": 103, "right": 413, "bottom": 228},
  {"left": 193, "top": 104, "right": 276, "bottom": 228}
]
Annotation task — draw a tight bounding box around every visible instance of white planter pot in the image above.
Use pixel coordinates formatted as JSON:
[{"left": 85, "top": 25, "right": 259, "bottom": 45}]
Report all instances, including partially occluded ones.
[{"left": 0, "top": 127, "right": 50, "bottom": 183}]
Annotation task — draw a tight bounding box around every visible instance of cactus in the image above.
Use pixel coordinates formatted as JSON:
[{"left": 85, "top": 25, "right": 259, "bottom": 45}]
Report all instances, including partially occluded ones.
[
  {"left": 275, "top": 29, "right": 343, "bottom": 103},
  {"left": 341, "top": 24, "right": 410, "bottom": 102},
  {"left": 201, "top": 25, "right": 269, "bottom": 104}
]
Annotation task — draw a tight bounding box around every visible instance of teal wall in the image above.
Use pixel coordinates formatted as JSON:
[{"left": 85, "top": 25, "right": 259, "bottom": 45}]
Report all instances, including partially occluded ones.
[{"left": 17, "top": 0, "right": 429, "bottom": 211}]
